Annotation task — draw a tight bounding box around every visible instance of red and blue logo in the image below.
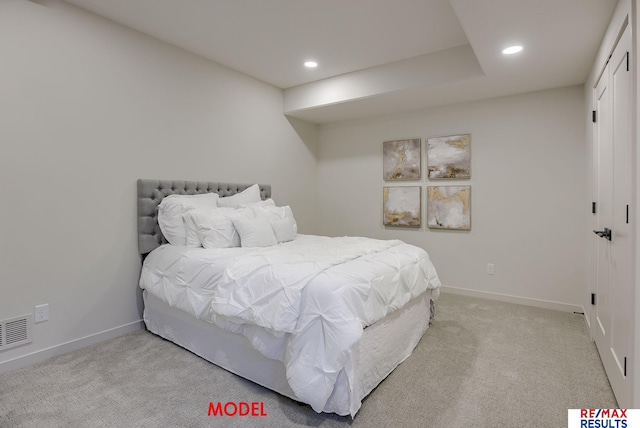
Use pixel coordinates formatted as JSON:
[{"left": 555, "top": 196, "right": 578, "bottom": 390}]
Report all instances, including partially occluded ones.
[{"left": 568, "top": 409, "right": 639, "bottom": 427}]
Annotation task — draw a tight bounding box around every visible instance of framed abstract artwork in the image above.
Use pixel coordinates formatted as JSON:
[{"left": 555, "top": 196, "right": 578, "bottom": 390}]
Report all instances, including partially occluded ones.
[
  {"left": 383, "top": 186, "right": 421, "bottom": 228},
  {"left": 383, "top": 138, "right": 421, "bottom": 181},
  {"left": 427, "top": 134, "right": 471, "bottom": 179},
  {"left": 427, "top": 186, "right": 471, "bottom": 230}
]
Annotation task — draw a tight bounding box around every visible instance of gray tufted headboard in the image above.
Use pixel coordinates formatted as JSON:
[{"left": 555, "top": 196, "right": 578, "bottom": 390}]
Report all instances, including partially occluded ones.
[{"left": 137, "top": 179, "right": 271, "bottom": 255}]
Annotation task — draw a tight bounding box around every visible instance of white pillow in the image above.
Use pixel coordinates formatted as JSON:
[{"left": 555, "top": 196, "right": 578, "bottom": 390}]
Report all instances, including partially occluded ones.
[
  {"left": 184, "top": 216, "right": 202, "bottom": 247},
  {"left": 251, "top": 205, "right": 297, "bottom": 243},
  {"left": 217, "top": 184, "right": 261, "bottom": 208},
  {"left": 269, "top": 218, "right": 297, "bottom": 243},
  {"left": 158, "top": 193, "right": 219, "bottom": 246},
  {"left": 231, "top": 211, "right": 277, "bottom": 248},
  {"left": 238, "top": 198, "right": 276, "bottom": 209},
  {"left": 183, "top": 208, "right": 240, "bottom": 249}
]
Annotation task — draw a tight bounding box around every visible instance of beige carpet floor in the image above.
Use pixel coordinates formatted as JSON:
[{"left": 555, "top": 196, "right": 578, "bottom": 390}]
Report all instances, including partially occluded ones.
[{"left": 0, "top": 292, "right": 617, "bottom": 427}]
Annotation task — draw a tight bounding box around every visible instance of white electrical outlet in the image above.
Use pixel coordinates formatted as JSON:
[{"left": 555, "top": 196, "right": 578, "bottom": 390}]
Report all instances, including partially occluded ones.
[
  {"left": 486, "top": 264, "right": 495, "bottom": 275},
  {"left": 35, "top": 304, "right": 49, "bottom": 323}
]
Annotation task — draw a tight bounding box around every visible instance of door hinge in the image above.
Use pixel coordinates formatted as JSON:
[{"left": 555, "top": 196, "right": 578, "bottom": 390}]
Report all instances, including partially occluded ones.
[
  {"left": 624, "top": 357, "right": 627, "bottom": 376},
  {"left": 592, "top": 202, "right": 596, "bottom": 214},
  {"left": 627, "top": 52, "right": 630, "bottom": 72},
  {"left": 592, "top": 110, "right": 597, "bottom": 123},
  {"left": 627, "top": 205, "right": 629, "bottom": 224},
  {"left": 591, "top": 293, "right": 596, "bottom": 305}
]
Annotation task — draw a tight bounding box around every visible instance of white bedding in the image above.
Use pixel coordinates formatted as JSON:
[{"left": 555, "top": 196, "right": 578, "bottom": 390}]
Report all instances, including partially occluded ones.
[{"left": 139, "top": 234, "right": 441, "bottom": 414}]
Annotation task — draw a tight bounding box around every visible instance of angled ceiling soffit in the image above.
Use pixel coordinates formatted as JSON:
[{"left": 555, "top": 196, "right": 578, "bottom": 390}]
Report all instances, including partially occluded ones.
[{"left": 283, "top": 44, "right": 484, "bottom": 115}]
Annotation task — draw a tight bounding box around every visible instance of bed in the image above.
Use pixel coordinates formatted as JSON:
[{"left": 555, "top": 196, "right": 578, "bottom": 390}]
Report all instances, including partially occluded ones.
[{"left": 137, "top": 179, "right": 441, "bottom": 417}]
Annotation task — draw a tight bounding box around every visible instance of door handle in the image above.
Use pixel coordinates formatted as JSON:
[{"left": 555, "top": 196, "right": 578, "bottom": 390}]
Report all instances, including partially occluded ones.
[{"left": 593, "top": 228, "right": 612, "bottom": 241}]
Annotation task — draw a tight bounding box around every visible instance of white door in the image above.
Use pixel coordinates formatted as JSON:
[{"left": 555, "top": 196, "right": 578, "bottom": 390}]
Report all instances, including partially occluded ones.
[
  {"left": 592, "top": 25, "right": 632, "bottom": 407},
  {"left": 593, "top": 61, "right": 611, "bottom": 360}
]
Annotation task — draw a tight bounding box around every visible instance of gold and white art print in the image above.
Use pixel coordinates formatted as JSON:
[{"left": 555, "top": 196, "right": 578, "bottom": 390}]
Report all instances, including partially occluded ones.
[
  {"left": 427, "top": 134, "right": 471, "bottom": 179},
  {"left": 427, "top": 186, "right": 471, "bottom": 230},
  {"left": 383, "top": 186, "right": 421, "bottom": 228},
  {"left": 383, "top": 139, "right": 421, "bottom": 181}
]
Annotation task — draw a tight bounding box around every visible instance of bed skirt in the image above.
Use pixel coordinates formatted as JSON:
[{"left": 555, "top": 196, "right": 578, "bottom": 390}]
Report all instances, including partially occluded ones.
[{"left": 142, "top": 290, "right": 432, "bottom": 416}]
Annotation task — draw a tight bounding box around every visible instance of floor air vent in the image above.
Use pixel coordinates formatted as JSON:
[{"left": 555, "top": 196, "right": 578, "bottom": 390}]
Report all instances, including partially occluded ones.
[{"left": 0, "top": 314, "right": 33, "bottom": 351}]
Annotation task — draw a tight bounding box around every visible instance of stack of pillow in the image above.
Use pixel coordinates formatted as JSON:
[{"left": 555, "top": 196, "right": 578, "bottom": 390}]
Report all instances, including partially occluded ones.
[{"left": 157, "top": 184, "right": 297, "bottom": 249}]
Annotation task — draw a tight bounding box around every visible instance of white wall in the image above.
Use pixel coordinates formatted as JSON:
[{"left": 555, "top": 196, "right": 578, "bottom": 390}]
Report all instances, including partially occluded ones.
[
  {"left": 317, "top": 86, "right": 586, "bottom": 310},
  {"left": 0, "top": 0, "right": 318, "bottom": 370}
]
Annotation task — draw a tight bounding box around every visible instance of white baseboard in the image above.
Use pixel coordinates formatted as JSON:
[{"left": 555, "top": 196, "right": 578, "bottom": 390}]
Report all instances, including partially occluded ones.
[
  {"left": 440, "top": 285, "right": 584, "bottom": 314},
  {"left": 0, "top": 320, "right": 144, "bottom": 375},
  {"left": 582, "top": 309, "right": 593, "bottom": 339}
]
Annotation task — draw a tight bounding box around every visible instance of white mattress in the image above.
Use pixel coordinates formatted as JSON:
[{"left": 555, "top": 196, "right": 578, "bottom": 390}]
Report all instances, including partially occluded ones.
[
  {"left": 139, "top": 234, "right": 441, "bottom": 415},
  {"left": 143, "top": 289, "right": 433, "bottom": 416}
]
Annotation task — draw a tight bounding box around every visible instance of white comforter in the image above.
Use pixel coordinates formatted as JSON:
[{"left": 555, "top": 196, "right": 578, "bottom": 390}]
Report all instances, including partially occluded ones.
[{"left": 139, "top": 234, "right": 440, "bottom": 414}]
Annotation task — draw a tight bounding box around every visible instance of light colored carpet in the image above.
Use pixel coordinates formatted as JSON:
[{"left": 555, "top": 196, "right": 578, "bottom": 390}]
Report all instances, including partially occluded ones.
[{"left": 0, "top": 293, "right": 617, "bottom": 427}]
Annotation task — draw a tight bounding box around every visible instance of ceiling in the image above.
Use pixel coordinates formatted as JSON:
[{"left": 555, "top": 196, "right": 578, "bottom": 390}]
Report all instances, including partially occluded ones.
[{"left": 63, "top": 0, "right": 617, "bottom": 124}]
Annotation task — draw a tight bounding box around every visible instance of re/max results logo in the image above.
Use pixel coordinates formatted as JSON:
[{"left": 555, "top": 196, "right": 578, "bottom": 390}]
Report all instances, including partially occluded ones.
[
  {"left": 208, "top": 401, "right": 267, "bottom": 417},
  {"left": 568, "top": 409, "right": 640, "bottom": 428}
]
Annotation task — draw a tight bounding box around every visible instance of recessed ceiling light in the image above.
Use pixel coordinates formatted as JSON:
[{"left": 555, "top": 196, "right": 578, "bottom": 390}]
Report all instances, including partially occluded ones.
[
  {"left": 304, "top": 61, "right": 318, "bottom": 68},
  {"left": 502, "top": 45, "right": 523, "bottom": 55}
]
